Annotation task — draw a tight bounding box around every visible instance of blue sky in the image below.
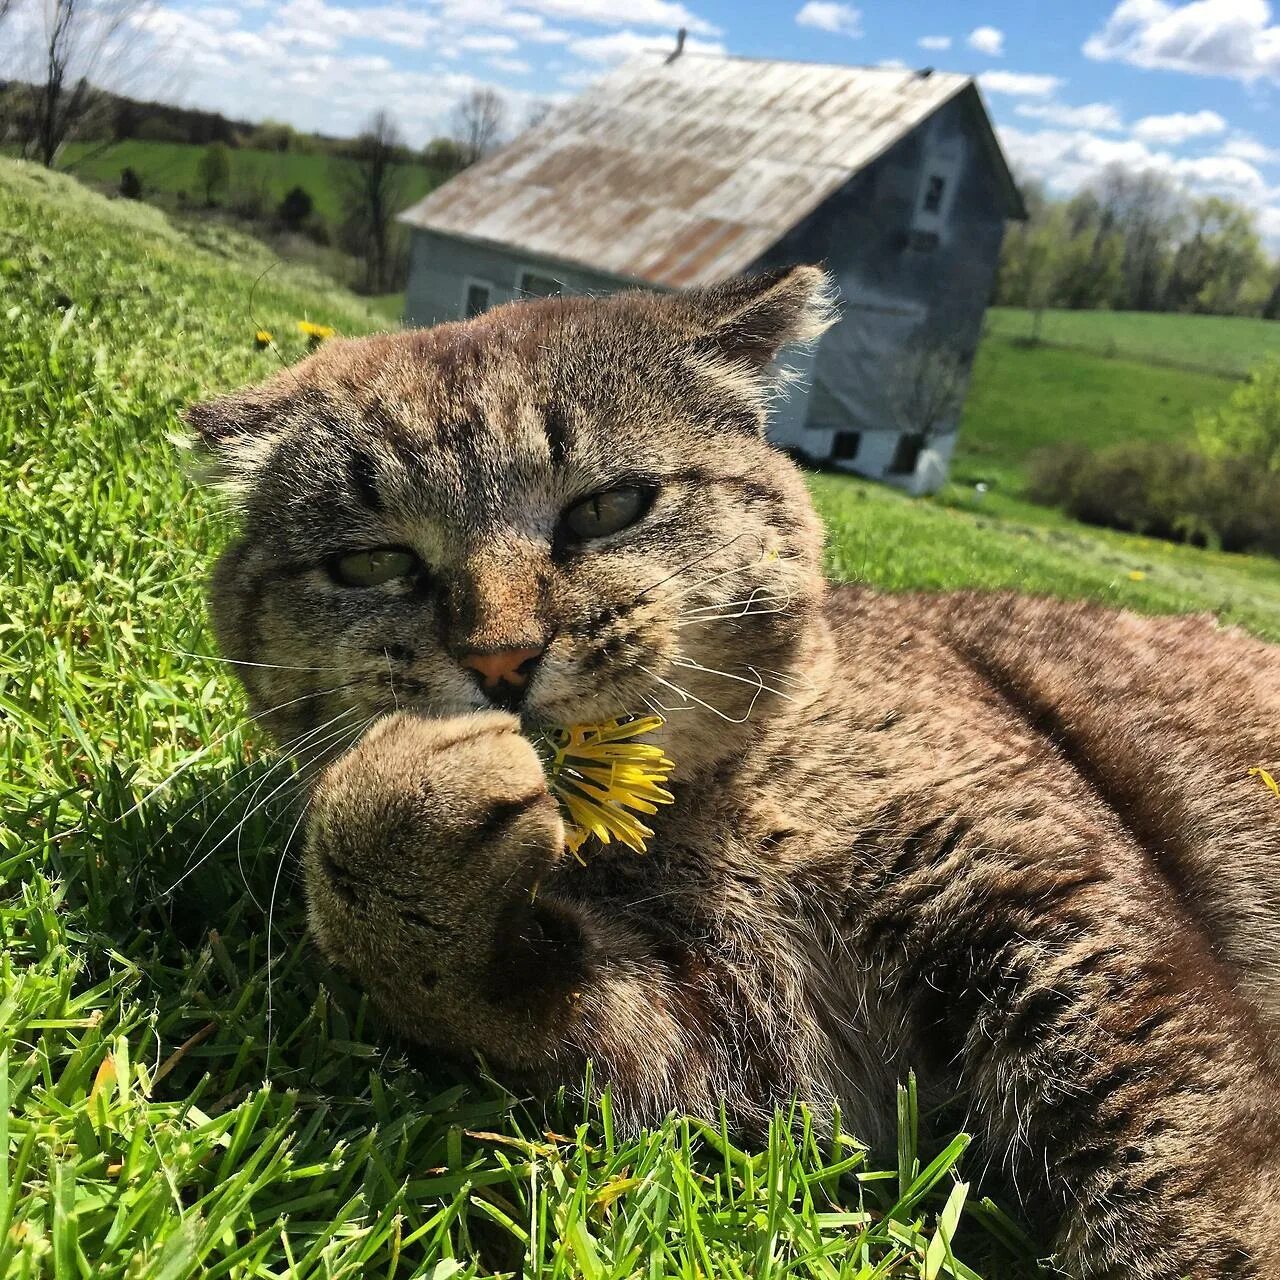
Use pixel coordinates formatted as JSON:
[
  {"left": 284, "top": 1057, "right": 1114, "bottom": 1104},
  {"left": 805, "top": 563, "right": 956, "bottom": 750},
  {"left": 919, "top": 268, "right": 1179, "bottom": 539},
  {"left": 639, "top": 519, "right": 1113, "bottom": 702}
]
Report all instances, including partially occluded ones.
[{"left": 6, "top": 0, "right": 1278, "bottom": 241}]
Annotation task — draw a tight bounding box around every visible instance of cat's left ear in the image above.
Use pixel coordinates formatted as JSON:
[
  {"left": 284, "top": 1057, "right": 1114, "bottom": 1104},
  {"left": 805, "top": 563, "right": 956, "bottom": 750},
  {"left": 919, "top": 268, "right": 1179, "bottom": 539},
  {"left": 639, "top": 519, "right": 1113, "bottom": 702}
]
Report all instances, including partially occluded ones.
[
  {"left": 179, "top": 383, "right": 291, "bottom": 495},
  {"left": 686, "top": 265, "right": 838, "bottom": 368}
]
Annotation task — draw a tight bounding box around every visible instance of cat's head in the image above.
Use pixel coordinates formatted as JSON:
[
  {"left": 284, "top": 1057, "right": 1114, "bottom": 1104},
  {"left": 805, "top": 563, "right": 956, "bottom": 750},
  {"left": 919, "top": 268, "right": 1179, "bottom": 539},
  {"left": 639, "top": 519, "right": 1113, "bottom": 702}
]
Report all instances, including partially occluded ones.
[{"left": 188, "top": 266, "right": 835, "bottom": 779}]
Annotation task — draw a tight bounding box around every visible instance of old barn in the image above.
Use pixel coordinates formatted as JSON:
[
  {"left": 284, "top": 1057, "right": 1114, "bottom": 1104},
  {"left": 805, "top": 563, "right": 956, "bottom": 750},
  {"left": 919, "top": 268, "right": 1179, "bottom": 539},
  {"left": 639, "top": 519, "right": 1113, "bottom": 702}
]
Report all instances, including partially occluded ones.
[{"left": 397, "top": 50, "right": 1025, "bottom": 494}]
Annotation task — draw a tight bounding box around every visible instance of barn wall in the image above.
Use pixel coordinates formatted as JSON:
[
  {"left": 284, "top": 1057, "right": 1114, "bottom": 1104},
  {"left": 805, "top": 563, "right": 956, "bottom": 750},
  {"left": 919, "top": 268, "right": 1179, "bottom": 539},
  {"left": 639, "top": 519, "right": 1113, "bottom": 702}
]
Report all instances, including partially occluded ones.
[
  {"left": 403, "top": 230, "right": 628, "bottom": 328},
  {"left": 751, "top": 91, "right": 1010, "bottom": 493}
]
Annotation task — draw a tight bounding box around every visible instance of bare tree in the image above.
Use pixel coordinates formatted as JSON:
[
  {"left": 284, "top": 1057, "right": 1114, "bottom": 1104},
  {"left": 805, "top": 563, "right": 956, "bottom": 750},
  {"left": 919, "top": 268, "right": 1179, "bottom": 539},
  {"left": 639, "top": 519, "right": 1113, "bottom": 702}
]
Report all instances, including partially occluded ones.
[
  {"left": 20, "top": 0, "right": 149, "bottom": 166},
  {"left": 450, "top": 87, "right": 506, "bottom": 166},
  {"left": 524, "top": 97, "right": 552, "bottom": 130},
  {"left": 888, "top": 325, "right": 971, "bottom": 443},
  {"left": 338, "top": 109, "right": 408, "bottom": 294},
  {"left": 1086, "top": 164, "right": 1186, "bottom": 311}
]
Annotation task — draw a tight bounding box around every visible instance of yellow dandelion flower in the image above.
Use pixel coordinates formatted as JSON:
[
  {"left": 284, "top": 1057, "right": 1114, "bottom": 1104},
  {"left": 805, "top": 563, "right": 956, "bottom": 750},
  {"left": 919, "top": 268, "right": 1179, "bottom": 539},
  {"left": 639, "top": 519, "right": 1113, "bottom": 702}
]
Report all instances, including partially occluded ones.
[
  {"left": 297, "top": 320, "right": 336, "bottom": 343},
  {"left": 538, "top": 715, "right": 675, "bottom": 860},
  {"left": 1128, "top": 570, "right": 1146, "bottom": 582},
  {"left": 254, "top": 329, "right": 273, "bottom": 349},
  {"left": 1250, "top": 766, "right": 1280, "bottom": 799}
]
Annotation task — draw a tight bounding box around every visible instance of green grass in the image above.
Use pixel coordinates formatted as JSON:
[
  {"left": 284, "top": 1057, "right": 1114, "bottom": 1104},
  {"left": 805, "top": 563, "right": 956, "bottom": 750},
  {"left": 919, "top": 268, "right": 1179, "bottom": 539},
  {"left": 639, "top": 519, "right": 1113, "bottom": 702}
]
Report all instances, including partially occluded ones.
[
  {"left": 2, "top": 157, "right": 1050, "bottom": 1278},
  {"left": 7, "top": 154, "right": 1280, "bottom": 1276},
  {"left": 55, "top": 138, "right": 442, "bottom": 227},
  {"left": 953, "top": 335, "right": 1237, "bottom": 491},
  {"left": 986, "top": 306, "right": 1280, "bottom": 379}
]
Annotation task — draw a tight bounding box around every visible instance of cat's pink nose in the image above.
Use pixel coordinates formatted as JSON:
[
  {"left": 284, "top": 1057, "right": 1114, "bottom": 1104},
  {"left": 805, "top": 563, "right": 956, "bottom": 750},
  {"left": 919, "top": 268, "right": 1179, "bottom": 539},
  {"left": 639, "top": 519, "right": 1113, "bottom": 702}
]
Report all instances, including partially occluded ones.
[{"left": 459, "top": 646, "right": 545, "bottom": 691}]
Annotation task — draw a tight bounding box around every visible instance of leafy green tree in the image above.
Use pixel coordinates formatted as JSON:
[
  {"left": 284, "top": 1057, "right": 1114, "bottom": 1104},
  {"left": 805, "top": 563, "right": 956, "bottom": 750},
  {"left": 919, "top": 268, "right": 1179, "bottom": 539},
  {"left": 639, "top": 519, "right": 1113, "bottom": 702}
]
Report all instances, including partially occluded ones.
[
  {"left": 1197, "top": 361, "right": 1280, "bottom": 472},
  {"left": 196, "top": 141, "right": 231, "bottom": 206},
  {"left": 1165, "top": 197, "right": 1265, "bottom": 315},
  {"left": 118, "top": 166, "right": 142, "bottom": 199}
]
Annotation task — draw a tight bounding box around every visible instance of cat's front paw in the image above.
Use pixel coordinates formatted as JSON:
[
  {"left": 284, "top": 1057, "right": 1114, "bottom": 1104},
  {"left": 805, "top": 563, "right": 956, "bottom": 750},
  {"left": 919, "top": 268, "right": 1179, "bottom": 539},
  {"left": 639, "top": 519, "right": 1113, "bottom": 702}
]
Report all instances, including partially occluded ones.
[{"left": 303, "top": 711, "right": 581, "bottom": 1043}]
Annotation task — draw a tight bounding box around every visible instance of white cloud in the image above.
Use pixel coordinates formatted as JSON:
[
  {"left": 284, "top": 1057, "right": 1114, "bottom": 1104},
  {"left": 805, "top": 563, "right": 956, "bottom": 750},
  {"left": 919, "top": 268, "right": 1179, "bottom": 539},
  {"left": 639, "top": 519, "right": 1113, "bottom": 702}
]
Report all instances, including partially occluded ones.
[
  {"left": 998, "top": 123, "right": 1176, "bottom": 193},
  {"left": 1000, "top": 122, "right": 1274, "bottom": 219},
  {"left": 1172, "top": 152, "right": 1269, "bottom": 195},
  {"left": 487, "top": 54, "right": 532, "bottom": 73},
  {"left": 517, "top": 0, "right": 719, "bottom": 36},
  {"left": 436, "top": 2, "right": 570, "bottom": 43},
  {"left": 1084, "top": 0, "right": 1280, "bottom": 83},
  {"left": 1222, "top": 134, "right": 1280, "bottom": 163},
  {"left": 88, "top": 1, "right": 541, "bottom": 145},
  {"left": 878, "top": 57, "right": 909, "bottom": 68},
  {"left": 979, "top": 70, "right": 1063, "bottom": 96},
  {"left": 458, "top": 32, "right": 520, "bottom": 52},
  {"left": 1258, "top": 204, "right": 1280, "bottom": 243},
  {"left": 917, "top": 34, "right": 952, "bottom": 50},
  {"left": 1131, "top": 108, "right": 1227, "bottom": 143},
  {"left": 795, "top": 2, "right": 863, "bottom": 37},
  {"left": 1016, "top": 100, "right": 1125, "bottom": 130},
  {"left": 567, "top": 28, "right": 724, "bottom": 63},
  {"left": 967, "top": 25, "right": 1005, "bottom": 56}
]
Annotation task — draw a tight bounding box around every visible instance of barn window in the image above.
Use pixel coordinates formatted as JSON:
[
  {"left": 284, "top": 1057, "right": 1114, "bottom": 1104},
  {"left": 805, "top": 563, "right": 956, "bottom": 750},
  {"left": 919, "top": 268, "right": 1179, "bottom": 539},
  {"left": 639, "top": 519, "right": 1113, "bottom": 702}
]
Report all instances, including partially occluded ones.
[
  {"left": 831, "top": 431, "right": 861, "bottom": 461},
  {"left": 517, "top": 268, "right": 562, "bottom": 298},
  {"left": 909, "top": 140, "right": 961, "bottom": 247},
  {"left": 889, "top": 433, "right": 925, "bottom": 476},
  {"left": 463, "top": 280, "right": 493, "bottom": 317}
]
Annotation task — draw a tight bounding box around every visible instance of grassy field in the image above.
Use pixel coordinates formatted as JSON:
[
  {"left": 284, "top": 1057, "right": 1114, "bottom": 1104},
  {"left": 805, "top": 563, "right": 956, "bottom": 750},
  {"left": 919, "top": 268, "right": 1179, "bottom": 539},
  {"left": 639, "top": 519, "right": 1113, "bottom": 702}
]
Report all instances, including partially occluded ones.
[
  {"left": 6, "top": 155, "right": 1280, "bottom": 1276},
  {"left": 986, "top": 306, "right": 1279, "bottom": 378},
  {"left": 953, "top": 334, "right": 1237, "bottom": 491},
  {"left": 55, "top": 138, "right": 443, "bottom": 227}
]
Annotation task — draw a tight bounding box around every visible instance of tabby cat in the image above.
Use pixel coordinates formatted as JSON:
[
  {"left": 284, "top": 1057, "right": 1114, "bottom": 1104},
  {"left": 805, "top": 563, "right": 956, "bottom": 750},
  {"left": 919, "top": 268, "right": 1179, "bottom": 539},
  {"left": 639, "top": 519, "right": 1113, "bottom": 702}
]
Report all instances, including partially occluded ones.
[{"left": 188, "top": 267, "right": 1280, "bottom": 1278}]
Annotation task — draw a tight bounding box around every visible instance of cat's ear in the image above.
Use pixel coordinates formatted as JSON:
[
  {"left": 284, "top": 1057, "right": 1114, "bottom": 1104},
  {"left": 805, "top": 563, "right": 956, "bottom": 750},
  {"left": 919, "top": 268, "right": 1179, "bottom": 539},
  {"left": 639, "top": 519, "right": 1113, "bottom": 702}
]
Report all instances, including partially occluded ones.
[
  {"left": 179, "top": 385, "right": 289, "bottom": 495},
  {"left": 686, "top": 265, "right": 838, "bottom": 368}
]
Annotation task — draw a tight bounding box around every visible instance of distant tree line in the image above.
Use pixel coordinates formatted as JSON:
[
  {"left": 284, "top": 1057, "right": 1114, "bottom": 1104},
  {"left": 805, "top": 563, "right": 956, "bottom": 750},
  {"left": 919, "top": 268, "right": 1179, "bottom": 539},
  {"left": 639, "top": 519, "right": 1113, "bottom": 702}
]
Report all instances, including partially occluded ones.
[
  {"left": 0, "top": 0, "right": 531, "bottom": 301},
  {"left": 997, "top": 164, "right": 1280, "bottom": 321}
]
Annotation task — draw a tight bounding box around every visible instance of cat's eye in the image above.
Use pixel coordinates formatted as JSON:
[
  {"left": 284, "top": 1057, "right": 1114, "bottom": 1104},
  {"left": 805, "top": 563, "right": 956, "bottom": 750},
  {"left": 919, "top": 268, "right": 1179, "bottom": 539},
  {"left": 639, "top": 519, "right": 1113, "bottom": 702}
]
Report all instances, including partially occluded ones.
[
  {"left": 561, "top": 485, "right": 654, "bottom": 542},
  {"left": 327, "top": 547, "right": 420, "bottom": 588}
]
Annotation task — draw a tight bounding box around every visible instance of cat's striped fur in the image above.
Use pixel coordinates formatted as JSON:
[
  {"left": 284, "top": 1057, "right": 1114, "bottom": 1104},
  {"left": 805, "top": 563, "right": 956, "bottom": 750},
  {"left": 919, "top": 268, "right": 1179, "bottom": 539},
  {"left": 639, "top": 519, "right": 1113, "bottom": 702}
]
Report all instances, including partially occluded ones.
[{"left": 190, "top": 267, "right": 1280, "bottom": 1277}]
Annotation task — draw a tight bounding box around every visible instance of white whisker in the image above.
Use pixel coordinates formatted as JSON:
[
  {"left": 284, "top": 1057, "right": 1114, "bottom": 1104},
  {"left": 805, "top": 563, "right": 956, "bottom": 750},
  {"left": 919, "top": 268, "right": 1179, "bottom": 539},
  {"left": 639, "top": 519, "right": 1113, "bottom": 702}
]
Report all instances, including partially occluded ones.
[
  {"left": 639, "top": 664, "right": 762, "bottom": 725},
  {"left": 115, "top": 683, "right": 351, "bottom": 820},
  {"left": 669, "top": 655, "right": 797, "bottom": 704},
  {"left": 162, "top": 710, "right": 359, "bottom": 898},
  {"left": 160, "top": 646, "right": 350, "bottom": 674}
]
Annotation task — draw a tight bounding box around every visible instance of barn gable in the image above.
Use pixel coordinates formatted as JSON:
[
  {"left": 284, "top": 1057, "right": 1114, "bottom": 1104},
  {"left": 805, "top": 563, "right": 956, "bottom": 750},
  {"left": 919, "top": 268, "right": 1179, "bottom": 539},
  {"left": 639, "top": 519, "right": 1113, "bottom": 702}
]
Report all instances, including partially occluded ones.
[
  {"left": 397, "top": 50, "right": 1023, "bottom": 495},
  {"left": 397, "top": 52, "right": 1022, "bottom": 291}
]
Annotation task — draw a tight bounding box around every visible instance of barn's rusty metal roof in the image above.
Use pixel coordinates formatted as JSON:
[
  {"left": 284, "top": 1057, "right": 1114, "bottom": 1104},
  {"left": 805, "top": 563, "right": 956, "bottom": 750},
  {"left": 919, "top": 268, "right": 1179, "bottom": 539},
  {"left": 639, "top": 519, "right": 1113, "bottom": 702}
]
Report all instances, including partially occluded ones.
[{"left": 398, "top": 52, "right": 1021, "bottom": 289}]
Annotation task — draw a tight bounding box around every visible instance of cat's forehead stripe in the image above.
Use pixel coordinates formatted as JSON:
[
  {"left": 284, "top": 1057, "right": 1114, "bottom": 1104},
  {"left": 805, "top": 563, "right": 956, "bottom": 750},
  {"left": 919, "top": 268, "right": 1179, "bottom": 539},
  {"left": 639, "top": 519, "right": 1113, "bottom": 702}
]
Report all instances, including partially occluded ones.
[
  {"left": 543, "top": 403, "right": 570, "bottom": 467},
  {"left": 346, "top": 450, "right": 383, "bottom": 513}
]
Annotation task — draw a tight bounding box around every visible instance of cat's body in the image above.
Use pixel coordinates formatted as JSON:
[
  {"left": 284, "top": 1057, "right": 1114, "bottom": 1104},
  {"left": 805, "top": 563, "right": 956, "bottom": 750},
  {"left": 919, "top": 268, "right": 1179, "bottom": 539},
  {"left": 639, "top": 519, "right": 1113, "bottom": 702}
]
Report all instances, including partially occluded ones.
[{"left": 191, "top": 268, "right": 1280, "bottom": 1277}]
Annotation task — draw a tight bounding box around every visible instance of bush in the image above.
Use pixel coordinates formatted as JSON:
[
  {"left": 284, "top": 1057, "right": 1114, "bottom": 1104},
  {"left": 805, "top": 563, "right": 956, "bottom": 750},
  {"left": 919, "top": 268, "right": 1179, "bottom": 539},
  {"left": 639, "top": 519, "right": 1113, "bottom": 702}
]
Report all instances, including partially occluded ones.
[
  {"left": 197, "top": 142, "right": 231, "bottom": 206},
  {"left": 277, "top": 184, "right": 313, "bottom": 231},
  {"left": 118, "top": 166, "right": 142, "bottom": 199},
  {"left": 1197, "top": 360, "right": 1280, "bottom": 472},
  {"left": 1028, "top": 439, "right": 1280, "bottom": 556}
]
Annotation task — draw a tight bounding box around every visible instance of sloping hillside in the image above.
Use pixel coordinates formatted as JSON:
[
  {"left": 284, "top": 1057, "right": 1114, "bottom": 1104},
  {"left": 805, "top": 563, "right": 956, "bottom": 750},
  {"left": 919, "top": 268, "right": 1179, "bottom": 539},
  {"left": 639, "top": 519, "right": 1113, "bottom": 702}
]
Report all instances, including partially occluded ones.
[
  {"left": 5, "top": 157, "right": 1279, "bottom": 1276},
  {"left": 3, "top": 159, "right": 1034, "bottom": 1278}
]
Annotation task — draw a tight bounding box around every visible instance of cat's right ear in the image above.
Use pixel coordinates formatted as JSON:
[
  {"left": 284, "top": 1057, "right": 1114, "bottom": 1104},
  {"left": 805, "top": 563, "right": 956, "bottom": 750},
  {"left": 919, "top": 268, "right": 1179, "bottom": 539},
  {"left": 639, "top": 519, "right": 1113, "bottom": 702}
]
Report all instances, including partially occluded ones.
[
  {"left": 180, "top": 388, "right": 287, "bottom": 495},
  {"left": 687, "top": 265, "right": 838, "bottom": 370}
]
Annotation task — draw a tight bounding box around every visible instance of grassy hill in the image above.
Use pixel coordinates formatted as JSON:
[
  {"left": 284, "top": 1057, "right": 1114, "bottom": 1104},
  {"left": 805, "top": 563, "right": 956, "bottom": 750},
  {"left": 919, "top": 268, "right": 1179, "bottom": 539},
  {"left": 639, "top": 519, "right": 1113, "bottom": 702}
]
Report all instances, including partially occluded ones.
[
  {"left": 5, "top": 155, "right": 1280, "bottom": 1276},
  {"left": 57, "top": 138, "right": 444, "bottom": 226},
  {"left": 953, "top": 335, "right": 1237, "bottom": 491},
  {"left": 986, "top": 306, "right": 1279, "bottom": 378}
]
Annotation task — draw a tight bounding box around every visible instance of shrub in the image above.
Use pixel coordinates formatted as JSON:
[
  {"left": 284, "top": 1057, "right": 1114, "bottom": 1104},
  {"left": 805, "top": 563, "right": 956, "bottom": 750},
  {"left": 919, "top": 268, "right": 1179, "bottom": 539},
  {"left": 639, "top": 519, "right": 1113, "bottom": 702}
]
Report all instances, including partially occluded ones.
[
  {"left": 196, "top": 142, "right": 232, "bottom": 206},
  {"left": 277, "top": 184, "right": 313, "bottom": 231},
  {"left": 1027, "top": 439, "right": 1280, "bottom": 556},
  {"left": 1197, "top": 359, "right": 1280, "bottom": 472},
  {"left": 118, "top": 166, "right": 143, "bottom": 199}
]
